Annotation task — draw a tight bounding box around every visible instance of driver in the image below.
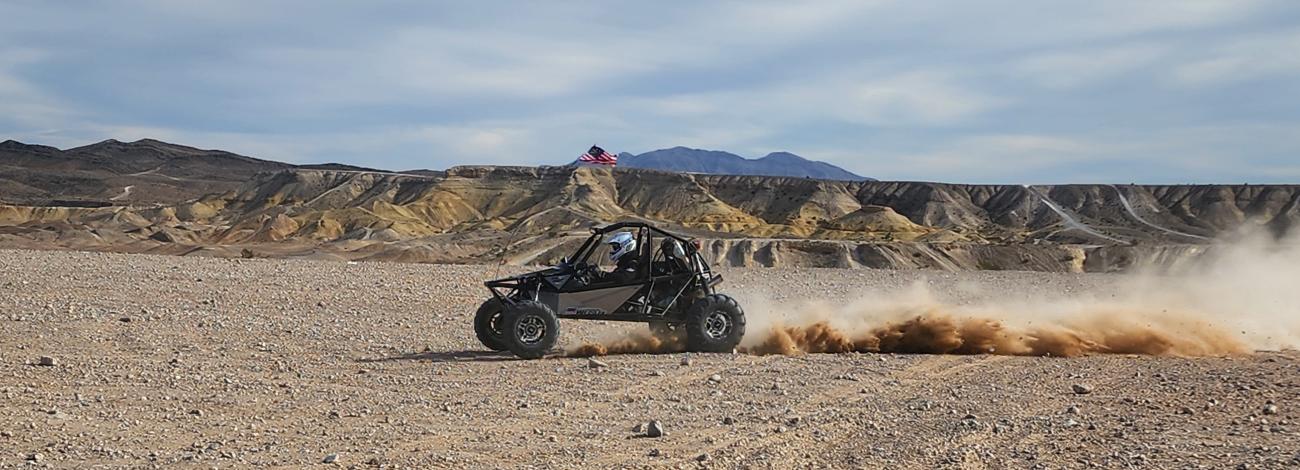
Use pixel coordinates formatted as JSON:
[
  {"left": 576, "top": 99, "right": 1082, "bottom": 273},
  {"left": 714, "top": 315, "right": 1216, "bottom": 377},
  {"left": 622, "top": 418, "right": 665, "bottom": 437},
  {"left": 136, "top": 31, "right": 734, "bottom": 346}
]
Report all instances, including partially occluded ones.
[{"left": 594, "top": 231, "right": 640, "bottom": 284}]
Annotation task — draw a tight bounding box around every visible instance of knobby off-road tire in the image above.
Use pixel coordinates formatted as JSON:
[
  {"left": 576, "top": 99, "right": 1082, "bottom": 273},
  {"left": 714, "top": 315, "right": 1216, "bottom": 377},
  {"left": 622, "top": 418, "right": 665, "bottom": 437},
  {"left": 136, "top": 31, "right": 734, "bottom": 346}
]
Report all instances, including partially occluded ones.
[
  {"left": 685, "top": 294, "right": 746, "bottom": 353},
  {"left": 473, "top": 299, "right": 509, "bottom": 351},
  {"left": 501, "top": 300, "right": 560, "bottom": 359}
]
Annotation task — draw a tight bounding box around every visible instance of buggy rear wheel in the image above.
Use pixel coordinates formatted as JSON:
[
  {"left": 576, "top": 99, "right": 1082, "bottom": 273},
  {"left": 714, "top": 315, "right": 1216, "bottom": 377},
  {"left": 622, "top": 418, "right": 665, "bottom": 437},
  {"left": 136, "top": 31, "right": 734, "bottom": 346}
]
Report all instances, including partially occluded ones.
[
  {"left": 501, "top": 300, "right": 560, "bottom": 359},
  {"left": 685, "top": 294, "right": 746, "bottom": 353},
  {"left": 473, "top": 299, "right": 509, "bottom": 351}
]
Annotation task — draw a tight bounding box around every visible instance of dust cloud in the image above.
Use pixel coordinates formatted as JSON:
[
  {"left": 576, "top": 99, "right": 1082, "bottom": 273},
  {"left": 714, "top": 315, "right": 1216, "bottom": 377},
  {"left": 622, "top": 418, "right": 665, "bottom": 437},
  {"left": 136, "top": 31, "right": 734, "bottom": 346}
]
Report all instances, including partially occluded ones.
[
  {"left": 569, "top": 331, "right": 684, "bottom": 357},
  {"left": 569, "top": 229, "right": 1300, "bottom": 357}
]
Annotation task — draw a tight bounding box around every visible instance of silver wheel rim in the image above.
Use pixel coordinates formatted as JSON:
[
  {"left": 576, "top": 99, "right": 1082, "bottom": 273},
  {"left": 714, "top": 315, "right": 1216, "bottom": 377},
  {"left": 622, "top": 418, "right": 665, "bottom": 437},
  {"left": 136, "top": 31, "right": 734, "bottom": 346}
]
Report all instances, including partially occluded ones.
[
  {"left": 517, "top": 315, "right": 546, "bottom": 344},
  {"left": 704, "top": 311, "right": 731, "bottom": 339},
  {"left": 489, "top": 312, "right": 503, "bottom": 335}
]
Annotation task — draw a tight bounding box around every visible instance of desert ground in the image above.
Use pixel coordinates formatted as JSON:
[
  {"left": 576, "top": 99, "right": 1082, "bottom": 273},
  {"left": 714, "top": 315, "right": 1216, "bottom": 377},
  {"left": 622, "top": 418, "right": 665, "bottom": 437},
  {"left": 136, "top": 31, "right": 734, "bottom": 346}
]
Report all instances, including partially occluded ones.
[{"left": 1, "top": 249, "right": 1297, "bottom": 469}]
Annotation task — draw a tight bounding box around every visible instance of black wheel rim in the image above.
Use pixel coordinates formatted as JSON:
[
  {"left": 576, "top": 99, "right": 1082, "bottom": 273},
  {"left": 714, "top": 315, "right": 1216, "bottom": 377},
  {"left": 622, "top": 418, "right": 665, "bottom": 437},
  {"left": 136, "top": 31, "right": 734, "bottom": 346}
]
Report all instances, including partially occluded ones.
[
  {"left": 517, "top": 315, "right": 546, "bottom": 344},
  {"left": 704, "top": 311, "right": 731, "bottom": 339}
]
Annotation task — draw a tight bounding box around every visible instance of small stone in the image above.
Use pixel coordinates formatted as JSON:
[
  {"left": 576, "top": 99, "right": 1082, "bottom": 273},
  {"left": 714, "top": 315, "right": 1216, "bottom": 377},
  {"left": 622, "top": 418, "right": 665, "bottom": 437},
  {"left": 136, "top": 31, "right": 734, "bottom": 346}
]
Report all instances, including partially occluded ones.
[
  {"left": 37, "top": 356, "right": 56, "bottom": 367},
  {"left": 27, "top": 453, "right": 43, "bottom": 462},
  {"left": 648, "top": 448, "right": 662, "bottom": 457},
  {"left": 708, "top": 374, "right": 722, "bottom": 383},
  {"left": 680, "top": 355, "right": 692, "bottom": 366},
  {"left": 632, "top": 423, "right": 645, "bottom": 433},
  {"left": 722, "top": 416, "right": 736, "bottom": 425},
  {"left": 646, "top": 420, "right": 665, "bottom": 438},
  {"left": 1263, "top": 404, "right": 1279, "bottom": 415},
  {"left": 696, "top": 453, "right": 711, "bottom": 462},
  {"left": 1072, "top": 384, "right": 1093, "bottom": 395},
  {"left": 323, "top": 453, "right": 339, "bottom": 464},
  {"left": 119, "top": 316, "right": 132, "bottom": 323},
  {"left": 587, "top": 357, "right": 608, "bottom": 369},
  {"left": 1066, "top": 406, "right": 1080, "bottom": 415}
]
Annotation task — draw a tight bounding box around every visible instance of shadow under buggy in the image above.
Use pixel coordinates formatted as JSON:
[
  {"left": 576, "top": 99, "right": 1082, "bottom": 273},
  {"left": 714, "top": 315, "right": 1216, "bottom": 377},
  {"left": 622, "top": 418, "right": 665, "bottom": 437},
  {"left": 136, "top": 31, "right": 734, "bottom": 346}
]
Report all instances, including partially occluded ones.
[{"left": 475, "top": 222, "right": 746, "bottom": 359}]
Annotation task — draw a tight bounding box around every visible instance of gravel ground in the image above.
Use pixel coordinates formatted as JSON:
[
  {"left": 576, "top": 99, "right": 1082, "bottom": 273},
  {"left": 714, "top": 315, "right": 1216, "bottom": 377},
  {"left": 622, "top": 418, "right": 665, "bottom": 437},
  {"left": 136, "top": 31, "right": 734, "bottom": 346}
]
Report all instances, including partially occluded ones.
[{"left": 1, "top": 249, "right": 1297, "bottom": 468}]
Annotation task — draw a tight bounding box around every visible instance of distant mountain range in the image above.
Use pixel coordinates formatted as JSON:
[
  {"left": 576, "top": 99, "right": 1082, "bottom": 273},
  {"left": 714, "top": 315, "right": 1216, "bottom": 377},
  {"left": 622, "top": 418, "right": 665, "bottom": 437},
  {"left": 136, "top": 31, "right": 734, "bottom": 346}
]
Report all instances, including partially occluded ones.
[
  {"left": 4, "top": 137, "right": 1295, "bottom": 272},
  {"left": 603, "top": 147, "right": 870, "bottom": 181},
  {"left": 0, "top": 138, "right": 375, "bottom": 206},
  {"left": 0, "top": 138, "right": 869, "bottom": 206}
]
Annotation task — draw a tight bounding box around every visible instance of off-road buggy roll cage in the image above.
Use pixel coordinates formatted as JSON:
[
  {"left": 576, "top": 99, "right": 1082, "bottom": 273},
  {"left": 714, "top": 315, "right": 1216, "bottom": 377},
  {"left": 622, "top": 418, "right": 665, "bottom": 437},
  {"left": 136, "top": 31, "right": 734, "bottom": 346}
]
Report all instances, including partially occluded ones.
[{"left": 483, "top": 221, "right": 722, "bottom": 324}]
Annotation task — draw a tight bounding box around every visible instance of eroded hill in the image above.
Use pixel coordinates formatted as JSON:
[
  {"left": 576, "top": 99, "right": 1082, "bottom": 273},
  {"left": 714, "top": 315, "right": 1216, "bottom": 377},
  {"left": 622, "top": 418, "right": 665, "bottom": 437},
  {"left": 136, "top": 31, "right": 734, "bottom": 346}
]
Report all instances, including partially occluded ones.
[{"left": 2, "top": 162, "right": 1297, "bottom": 272}]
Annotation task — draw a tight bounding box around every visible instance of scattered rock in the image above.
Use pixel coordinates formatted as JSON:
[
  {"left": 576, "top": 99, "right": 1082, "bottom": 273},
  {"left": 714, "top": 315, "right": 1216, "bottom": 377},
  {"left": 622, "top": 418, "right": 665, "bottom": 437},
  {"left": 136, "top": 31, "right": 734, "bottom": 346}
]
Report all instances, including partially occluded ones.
[
  {"left": 37, "top": 356, "right": 56, "bottom": 366},
  {"left": 722, "top": 416, "right": 736, "bottom": 425},
  {"left": 587, "top": 357, "right": 608, "bottom": 369},
  {"left": 1263, "top": 404, "right": 1279, "bottom": 415},
  {"left": 680, "top": 355, "right": 692, "bottom": 366},
  {"left": 695, "top": 452, "right": 711, "bottom": 462},
  {"left": 27, "top": 453, "right": 43, "bottom": 462},
  {"left": 1072, "top": 384, "right": 1093, "bottom": 395},
  {"left": 323, "top": 453, "right": 339, "bottom": 464},
  {"left": 646, "top": 420, "right": 665, "bottom": 438},
  {"left": 708, "top": 374, "right": 722, "bottom": 383},
  {"left": 1066, "top": 405, "right": 1080, "bottom": 415}
]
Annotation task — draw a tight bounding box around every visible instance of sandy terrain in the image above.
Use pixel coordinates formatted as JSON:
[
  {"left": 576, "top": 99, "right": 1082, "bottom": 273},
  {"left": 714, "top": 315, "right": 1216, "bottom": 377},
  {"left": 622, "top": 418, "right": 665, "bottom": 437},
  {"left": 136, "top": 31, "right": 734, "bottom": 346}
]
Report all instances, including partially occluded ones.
[{"left": 1, "top": 249, "right": 1297, "bottom": 468}]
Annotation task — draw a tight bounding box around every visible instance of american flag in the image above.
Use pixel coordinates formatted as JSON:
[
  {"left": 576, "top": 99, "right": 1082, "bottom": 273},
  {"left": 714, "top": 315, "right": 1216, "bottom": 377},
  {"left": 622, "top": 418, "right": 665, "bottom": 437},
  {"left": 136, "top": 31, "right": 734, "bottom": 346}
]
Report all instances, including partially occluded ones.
[{"left": 578, "top": 145, "right": 618, "bottom": 166}]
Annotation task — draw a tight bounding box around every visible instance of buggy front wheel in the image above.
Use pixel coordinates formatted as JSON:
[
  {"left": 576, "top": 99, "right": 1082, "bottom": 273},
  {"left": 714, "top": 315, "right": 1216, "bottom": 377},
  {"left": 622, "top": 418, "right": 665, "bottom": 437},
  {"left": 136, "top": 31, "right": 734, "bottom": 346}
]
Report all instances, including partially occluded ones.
[
  {"left": 684, "top": 294, "right": 746, "bottom": 353},
  {"left": 501, "top": 300, "right": 560, "bottom": 359},
  {"left": 473, "top": 299, "right": 509, "bottom": 351}
]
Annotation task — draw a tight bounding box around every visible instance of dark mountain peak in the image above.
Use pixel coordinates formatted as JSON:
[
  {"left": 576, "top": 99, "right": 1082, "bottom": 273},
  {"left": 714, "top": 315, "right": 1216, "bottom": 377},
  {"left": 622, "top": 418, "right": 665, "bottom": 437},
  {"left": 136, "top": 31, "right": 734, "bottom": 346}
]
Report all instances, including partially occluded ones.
[
  {"left": 759, "top": 151, "right": 808, "bottom": 162},
  {"left": 0, "top": 140, "right": 60, "bottom": 153},
  {"left": 621, "top": 147, "right": 869, "bottom": 181},
  {"left": 67, "top": 139, "right": 127, "bottom": 152}
]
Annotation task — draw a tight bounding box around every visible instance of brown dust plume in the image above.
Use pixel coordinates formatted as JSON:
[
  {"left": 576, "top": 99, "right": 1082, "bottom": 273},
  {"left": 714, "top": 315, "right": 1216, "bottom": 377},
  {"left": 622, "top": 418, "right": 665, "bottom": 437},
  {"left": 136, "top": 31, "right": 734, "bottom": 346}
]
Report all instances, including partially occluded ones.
[{"left": 567, "top": 229, "right": 1300, "bottom": 358}]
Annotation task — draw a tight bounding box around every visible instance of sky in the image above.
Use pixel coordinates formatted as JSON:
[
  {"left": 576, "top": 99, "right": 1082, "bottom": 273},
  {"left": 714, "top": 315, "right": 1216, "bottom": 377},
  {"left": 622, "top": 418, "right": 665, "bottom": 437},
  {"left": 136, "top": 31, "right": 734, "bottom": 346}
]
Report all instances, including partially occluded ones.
[{"left": 2, "top": 0, "right": 1299, "bottom": 183}]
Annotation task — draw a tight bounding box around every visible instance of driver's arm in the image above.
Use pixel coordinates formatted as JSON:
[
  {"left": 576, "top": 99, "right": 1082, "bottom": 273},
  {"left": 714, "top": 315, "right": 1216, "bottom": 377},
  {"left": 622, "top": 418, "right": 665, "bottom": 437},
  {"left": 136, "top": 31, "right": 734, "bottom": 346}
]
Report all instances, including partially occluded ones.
[{"left": 607, "top": 257, "right": 639, "bottom": 283}]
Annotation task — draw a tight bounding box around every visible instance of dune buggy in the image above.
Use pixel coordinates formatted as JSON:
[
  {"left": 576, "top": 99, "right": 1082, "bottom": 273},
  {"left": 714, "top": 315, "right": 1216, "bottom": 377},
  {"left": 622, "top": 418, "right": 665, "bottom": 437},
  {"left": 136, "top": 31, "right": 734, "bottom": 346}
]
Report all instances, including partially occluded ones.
[{"left": 474, "top": 222, "right": 746, "bottom": 359}]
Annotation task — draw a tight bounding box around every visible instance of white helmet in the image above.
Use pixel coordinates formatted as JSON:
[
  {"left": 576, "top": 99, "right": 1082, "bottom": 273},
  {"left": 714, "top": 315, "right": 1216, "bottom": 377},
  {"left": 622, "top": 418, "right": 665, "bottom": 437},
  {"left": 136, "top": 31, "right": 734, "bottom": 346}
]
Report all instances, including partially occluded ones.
[{"left": 606, "top": 232, "right": 637, "bottom": 262}]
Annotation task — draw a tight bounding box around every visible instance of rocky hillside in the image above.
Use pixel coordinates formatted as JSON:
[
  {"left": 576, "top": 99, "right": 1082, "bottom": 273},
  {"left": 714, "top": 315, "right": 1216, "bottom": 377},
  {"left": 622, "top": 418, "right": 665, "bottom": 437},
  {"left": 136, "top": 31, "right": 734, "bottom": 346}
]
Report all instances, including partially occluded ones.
[
  {"left": 615, "top": 147, "right": 869, "bottom": 181},
  {"left": 0, "top": 139, "right": 374, "bottom": 206},
  {"left": 2, "top": 161, "right": 1297, "bottom": 272}
]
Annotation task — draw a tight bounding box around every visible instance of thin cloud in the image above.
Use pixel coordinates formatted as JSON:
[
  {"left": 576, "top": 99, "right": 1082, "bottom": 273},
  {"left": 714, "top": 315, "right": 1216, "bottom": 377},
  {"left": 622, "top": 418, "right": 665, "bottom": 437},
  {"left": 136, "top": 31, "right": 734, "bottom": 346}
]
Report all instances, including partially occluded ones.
[{"left": 0, "top": 1, "right": 1297, "bottom": 183}]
